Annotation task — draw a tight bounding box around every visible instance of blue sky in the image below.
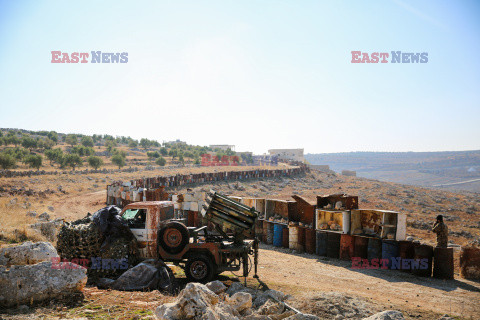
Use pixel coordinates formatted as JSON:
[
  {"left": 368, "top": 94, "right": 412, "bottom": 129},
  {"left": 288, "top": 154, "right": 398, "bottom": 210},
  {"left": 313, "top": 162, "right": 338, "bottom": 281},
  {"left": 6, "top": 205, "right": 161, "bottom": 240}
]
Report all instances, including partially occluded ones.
[{"left": 0, "top": 0, "right": 479, "bottom": 154}]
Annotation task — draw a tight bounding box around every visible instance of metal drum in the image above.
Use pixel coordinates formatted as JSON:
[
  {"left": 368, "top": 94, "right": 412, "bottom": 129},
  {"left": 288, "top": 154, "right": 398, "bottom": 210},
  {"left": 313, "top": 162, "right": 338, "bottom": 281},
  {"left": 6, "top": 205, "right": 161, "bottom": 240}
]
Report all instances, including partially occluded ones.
[
  {"left": 316, "top": 231, "right": 327, "bottom": 256},
  {"left": 353, "top": 236, "right": 369, "bottom": 259},
  {"left": 339, "top": 234, "right": 355, "bottom": 261},
  {"left": 367, "top": 238, "right": 382, "bottom": 261},
  {"left": 187, "top": 211, "right": 195, "bottom": 227},
  {"left": 433, "top": 247, "right": 454, "bottom": 280},
  {"left": 382, "top": 240, "right": 399, "bottom": 269},
  {"left": 297, "top": 227, "right": 305, "bottom": 253},
  {"left": 460, "top": 247, "right": 480, "bottom": 280},
  {"left": 305, "top": 228, "right": 316, "bottom": 254},
  {"left": 282, "top": 227, "right": 289, "bottom": 248},
  {"left": 273, "top": 224, "right": 284, "bottom": 247},
  {"left": 193, "top": 211, "right": 200, "bottom": 227},
  {"left": 289, "top": 226, "right": 302, "bottom": 251},
  {"left": 412, "top": 244, "right": 433, "bottom": 277},
  {"left": 266, "top": 222, "right": 274, "bottom": 245},
  {"left": 398, "top": 240, "right": 415, "bottom": 273},
  {"left": 327, "top": 232, "right": 341, "bottom": 259}
]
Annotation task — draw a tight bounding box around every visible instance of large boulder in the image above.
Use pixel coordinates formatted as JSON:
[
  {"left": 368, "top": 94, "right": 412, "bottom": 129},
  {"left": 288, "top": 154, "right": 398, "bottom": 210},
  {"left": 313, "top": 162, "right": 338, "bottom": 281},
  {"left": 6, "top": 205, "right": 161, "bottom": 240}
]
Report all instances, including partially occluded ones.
[
  {"left": 363, "top": 310, "right": 404, "bottom": 320},
  {"left": 0, "top": 241, "right": 59, "bottom": 266},
  {"left": 0, "top": 261, "right": 87, "bottom": 307}
]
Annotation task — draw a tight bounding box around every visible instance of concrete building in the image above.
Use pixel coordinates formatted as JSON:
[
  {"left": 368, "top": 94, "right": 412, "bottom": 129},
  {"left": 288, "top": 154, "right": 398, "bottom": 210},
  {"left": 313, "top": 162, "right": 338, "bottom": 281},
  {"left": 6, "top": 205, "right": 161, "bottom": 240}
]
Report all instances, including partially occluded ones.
[
  {"left": 309, "top": 164, "right": 333, "bottom": 173},
  {"left": 210, "top": 145, "right": 235, "bottom": 151},
  {"left": 268, "top": 148, "right": 304, "bottom": 162},
  {"left": 167, "top": 139, "right": 186, "bottom": 145}
]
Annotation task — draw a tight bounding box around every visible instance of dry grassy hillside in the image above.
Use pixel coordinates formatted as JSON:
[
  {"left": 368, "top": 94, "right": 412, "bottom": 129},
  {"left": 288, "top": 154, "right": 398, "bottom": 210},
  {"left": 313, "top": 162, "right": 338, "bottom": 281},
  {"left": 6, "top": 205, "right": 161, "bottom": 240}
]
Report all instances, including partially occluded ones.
[{"left": 1, "top": 166, "right": 478, "bottom": 249}]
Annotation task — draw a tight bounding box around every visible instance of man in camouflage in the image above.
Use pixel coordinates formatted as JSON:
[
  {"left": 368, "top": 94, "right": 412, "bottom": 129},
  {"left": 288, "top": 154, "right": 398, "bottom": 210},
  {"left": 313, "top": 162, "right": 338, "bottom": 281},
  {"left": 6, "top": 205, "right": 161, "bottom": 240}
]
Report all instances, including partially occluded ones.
[{"left": 432, "top": 215, "right": 448, "bottom": 247}]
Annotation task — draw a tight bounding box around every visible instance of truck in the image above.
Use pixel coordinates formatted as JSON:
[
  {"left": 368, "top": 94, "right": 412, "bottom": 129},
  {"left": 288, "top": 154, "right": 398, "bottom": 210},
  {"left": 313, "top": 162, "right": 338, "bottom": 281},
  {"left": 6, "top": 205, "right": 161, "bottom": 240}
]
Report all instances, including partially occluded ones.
[{"left": 119, "top": 190, "right": 259, "bottom": 282}]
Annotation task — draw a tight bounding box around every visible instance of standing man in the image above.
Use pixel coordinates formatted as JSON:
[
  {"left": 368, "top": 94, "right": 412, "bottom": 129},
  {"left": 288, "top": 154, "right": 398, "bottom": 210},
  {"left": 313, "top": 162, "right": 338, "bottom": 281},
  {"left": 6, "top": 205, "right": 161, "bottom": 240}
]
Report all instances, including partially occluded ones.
[{"left": 432, "top": 215, "right": 448, "bottom": 247}]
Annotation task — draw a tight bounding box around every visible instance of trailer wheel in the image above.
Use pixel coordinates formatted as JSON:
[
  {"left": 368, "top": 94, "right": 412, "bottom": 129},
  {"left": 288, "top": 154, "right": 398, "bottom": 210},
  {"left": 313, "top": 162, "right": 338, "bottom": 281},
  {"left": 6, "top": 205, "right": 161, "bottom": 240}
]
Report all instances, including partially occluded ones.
[
  {"left": 158, "top": 221, "right": 189, "bottom": 254},
  {"left": 185, "top": 255, "right": 214, "bottom": 283}
]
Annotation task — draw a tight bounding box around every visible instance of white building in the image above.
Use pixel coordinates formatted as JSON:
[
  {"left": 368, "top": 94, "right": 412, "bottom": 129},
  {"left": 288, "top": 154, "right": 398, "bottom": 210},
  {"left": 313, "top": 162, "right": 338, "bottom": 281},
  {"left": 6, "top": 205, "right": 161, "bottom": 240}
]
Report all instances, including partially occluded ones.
[
  {"left": 167, "top": 139, "right": 186, "bottom": 145},
  {"left": 268, "top": 148, "right": 304, "bottom": 162},
  {"left": 210, "top": 145, "right": 235, "bottom": 151}
]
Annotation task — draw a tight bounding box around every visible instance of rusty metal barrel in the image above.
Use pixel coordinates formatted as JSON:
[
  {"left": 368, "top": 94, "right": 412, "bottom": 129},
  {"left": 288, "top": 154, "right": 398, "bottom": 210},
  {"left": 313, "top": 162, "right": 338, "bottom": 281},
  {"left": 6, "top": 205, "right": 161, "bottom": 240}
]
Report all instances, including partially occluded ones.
[
  {"left": 297, "top": 227, "right": 306, "bottom": 253},
  {"left": 262, "top": 220, "right": 269, "bottom": 243},
  {"left": 316, "top": 231, "right": 327, "bottom": 256},
  {"left": 266, "top": 221, "right": 274, "bottom": 245},
  {"left": 353, "top": 236, "right": 369, "bottom": 259},
  {"left": 340, "top": 234, "right": 355, "bottom": 260},
  {"left": 193, "top": 211, "right": 201, "bottom": 227},
  {"left": 187, "top": 211, "right": 195, "bottom": 227},
  {"left": 327, "top": 232, "right": 341, "bottom": 259},
  {"left": 433, "top": 247, "right": 454, "bottom": 279},
  {"left": 412, "top": 244, "right": 433, "bottom": 277},
  {"left": 305, "top": 228, "right": 316, "bottom": 254},
  {"left": 367, "top": 238, "right": 382, "bottom": 261},
  {"left": 289, "top": 225, "right": 303, "bottom": 251},
  {"left": 398, "top": 241, "right": 415, "bottom": 272},
  {"left": 282, "top": 227, "right": 289, "bottom": 248},
  {"left": 460, "top": 247, "right": 480, "bottom": 280}
]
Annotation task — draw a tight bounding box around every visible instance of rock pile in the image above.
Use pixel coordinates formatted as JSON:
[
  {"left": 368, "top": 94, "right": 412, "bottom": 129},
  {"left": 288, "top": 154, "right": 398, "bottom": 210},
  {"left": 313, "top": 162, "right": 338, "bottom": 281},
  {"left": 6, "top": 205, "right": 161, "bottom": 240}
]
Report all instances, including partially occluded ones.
[
  {"left": 292, "top": 292, "right": 380, "bottom": 319},
  {"left": 155, "top": 282, "right": 319, "bottom": 320}
]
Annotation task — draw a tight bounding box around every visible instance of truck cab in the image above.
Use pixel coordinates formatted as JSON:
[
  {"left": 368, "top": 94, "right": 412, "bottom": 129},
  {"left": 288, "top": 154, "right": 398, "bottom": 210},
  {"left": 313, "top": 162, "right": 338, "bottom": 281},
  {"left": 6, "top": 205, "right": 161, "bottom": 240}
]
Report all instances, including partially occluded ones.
[{"left": 120, "top": 201, "right": 174, "bottom": 259}]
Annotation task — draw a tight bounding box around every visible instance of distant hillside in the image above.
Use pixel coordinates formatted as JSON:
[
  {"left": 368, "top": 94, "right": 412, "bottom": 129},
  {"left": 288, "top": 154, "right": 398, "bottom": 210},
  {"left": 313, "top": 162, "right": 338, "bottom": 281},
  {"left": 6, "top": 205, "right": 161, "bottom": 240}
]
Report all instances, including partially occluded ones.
[
  {"left": 0, "top": 128, "right": 239, "bottom": 173},
  {"left": 305, "top": 151, "right": 480, "bottom": 193}
]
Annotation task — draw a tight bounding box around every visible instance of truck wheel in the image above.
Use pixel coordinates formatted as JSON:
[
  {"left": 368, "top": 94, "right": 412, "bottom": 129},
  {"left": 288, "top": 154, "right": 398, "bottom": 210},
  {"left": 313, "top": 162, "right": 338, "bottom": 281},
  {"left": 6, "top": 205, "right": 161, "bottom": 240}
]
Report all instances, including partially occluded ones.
[
  {"left": 158, "top": 221, "right": 189, "bottom": 254},
  {"left": 185, "top": 255, "right": 214, "bottom": 283}
]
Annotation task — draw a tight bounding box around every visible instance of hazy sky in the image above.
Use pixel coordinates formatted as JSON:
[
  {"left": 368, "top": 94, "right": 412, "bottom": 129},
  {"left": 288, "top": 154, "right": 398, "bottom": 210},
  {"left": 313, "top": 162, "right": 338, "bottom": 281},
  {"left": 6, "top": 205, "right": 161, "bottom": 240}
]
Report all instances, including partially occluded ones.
[{"left": 0, "top": 0, "right": 479, "bottom": 154}]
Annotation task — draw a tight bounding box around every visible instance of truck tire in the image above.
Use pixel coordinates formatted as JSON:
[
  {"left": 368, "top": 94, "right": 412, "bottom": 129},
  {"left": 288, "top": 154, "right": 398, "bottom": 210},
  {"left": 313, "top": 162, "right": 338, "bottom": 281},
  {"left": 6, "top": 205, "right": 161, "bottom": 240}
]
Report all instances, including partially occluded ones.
[
  {"left": 158, "top": 221, "right": 189, "bottom": 254},
  {"left": 185, "top": 254, "right": 214, "bottom": 283}
]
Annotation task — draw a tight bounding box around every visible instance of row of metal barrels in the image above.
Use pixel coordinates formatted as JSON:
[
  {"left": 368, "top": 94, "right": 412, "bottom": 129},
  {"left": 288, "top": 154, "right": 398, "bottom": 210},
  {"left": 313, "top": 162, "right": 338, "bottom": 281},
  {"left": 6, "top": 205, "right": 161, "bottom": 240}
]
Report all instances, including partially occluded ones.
[{"left": 257, "top": 220, "right": 454, "bottom": 279}]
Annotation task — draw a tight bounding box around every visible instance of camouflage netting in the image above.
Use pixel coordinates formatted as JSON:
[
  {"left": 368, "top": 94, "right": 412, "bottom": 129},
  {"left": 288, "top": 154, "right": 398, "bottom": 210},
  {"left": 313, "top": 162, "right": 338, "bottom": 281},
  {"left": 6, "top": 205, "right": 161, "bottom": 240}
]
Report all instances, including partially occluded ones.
[{"left": 57, "top": 206, "right": 138, "bottom": 281}]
